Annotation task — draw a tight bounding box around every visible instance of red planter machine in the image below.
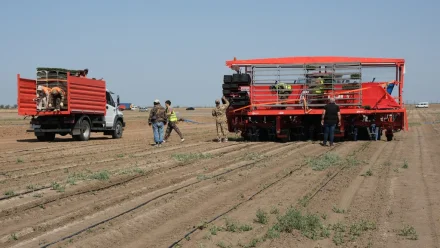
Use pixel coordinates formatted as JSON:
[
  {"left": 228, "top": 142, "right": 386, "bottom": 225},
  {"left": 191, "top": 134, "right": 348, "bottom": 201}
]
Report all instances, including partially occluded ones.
[{"left": 222, "top": 56, "right": 407, "bottom": 142}]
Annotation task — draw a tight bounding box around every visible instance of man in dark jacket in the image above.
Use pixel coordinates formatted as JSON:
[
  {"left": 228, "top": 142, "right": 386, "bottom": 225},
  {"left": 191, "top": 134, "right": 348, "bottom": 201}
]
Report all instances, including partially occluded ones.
[
  {"left": 321, "top": 97, "right": 341, "bottom": 146},
  {"left": 148, "top": 99, "right": 167, "bottom": 147}
]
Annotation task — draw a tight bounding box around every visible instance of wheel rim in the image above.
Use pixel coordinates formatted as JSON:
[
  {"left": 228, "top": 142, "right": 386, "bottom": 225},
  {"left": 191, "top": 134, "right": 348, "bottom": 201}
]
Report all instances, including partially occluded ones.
[
  {"left": 116, "top": 123, "right": 122, "bottom": 136},
  {"left": 81, "top": 122, "right": 90, "bottom": 137}
]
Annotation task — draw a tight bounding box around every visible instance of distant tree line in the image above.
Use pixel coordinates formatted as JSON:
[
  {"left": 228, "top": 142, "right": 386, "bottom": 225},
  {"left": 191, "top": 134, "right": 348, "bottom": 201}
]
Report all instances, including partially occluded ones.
[{"left": 0, "top": 104, "right": 18, "bottom": 109}]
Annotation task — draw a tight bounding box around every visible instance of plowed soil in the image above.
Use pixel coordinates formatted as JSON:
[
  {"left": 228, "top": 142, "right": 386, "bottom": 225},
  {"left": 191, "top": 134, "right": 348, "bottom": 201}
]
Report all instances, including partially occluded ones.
[{"left": 0, "top": 106, "right": 439, "bottom": 248}]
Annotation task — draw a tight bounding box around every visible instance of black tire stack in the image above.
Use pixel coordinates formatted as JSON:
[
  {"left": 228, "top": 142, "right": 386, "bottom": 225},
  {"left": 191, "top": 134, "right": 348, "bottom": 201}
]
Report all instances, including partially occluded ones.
[{"left": 223, "top": 73, "right": 251, "bottom": 107}]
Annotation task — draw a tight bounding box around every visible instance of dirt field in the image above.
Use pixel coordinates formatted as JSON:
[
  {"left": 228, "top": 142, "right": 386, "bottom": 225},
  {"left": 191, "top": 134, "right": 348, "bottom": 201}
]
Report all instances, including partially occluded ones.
[{"left": 0, "top": 106, "right": 439, "bottom": 248}]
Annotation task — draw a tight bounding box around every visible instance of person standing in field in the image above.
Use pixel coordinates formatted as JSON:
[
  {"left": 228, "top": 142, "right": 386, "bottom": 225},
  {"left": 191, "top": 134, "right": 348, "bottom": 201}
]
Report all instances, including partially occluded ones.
[
  {"left": 148, "top": 99, "right": 167, "bottom": 147},
  {"left": 163, "top": 100, "right": 184, "bottom": 143},
  {"left": 321, "top": 97, "right": 341, "bottom": 146},
  {"left": 212, "top": 96, "right": 230, "bottom": 142}
]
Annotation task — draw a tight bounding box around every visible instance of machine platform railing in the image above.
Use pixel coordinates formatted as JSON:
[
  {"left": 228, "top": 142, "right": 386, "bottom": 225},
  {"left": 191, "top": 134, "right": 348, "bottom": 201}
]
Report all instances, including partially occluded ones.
[{"left": 250, "top": 63, "right": 363, "bottom": 109}]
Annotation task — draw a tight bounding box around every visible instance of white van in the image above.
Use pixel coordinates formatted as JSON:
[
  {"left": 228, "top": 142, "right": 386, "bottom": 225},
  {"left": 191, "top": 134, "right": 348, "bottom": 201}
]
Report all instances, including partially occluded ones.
[{"left": 415, "top": 102, "right": 429, "bottom": 108}]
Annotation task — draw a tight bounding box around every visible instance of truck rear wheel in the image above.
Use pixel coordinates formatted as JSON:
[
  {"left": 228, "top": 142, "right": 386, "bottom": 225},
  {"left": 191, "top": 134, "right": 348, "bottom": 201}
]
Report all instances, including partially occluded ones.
[
  {"left": 112, "top": 120, "right": 123, "bottom": 139},
  {"left": 73, "top": 119, "right": 91, "bottom": 141}
]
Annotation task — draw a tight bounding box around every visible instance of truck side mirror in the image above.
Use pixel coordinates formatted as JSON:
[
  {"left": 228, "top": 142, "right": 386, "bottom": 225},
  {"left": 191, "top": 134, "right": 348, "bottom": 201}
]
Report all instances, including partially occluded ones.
[{"left": 117, "top": 95, "right": 120, "bottom": 106}]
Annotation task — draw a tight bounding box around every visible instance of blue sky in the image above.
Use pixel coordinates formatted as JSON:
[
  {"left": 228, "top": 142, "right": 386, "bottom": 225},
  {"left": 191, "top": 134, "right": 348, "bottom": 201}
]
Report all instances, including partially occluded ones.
[{"left": 1, "top": 0, "right": 438, "bottom": 106}]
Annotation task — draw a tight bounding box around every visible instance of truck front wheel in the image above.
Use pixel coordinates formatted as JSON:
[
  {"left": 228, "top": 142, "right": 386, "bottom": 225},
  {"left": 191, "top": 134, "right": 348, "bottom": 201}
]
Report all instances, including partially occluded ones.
[
  {"left": 73, "top": 119, "right": 91, "bottom": 141},
  {"left": 112, "top": 120, "right": 123, "bottom": 139}
]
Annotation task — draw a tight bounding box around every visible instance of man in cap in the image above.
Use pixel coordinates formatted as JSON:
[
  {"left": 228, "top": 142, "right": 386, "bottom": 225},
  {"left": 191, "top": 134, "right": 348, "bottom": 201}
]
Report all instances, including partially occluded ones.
[
  {"left": 212, "top": 96, "right": 230, "bottom": 142},
  {"left": 34, "top": 85, "right": 51, "bottom": 111},
  {"left": 163, "top": 100, "right": 184, "bottom": 143},
  {"left": 148, "top": 99, "right": 167, "bottom": 147},
  {"left": 48, "top": 86, "right": 65, "bottom": 111}
]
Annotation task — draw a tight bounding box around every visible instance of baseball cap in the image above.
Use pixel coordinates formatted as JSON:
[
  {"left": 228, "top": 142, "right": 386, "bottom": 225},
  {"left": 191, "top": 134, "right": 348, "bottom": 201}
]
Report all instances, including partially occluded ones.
[
  {"left": 215, "top": 99, "right": 220, "bottom": 104},
  {"left": 154, "top": 99, "right": 160, "bottom": 103},
  {"left": 37, "top": 85, "right": 44, "bottom": 91}
]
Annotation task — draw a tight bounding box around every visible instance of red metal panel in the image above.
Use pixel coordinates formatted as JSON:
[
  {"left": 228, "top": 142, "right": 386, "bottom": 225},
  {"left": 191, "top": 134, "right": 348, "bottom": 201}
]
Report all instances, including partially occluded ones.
[
  {"left": 361, "top": 83, "right": 400, "bottom": 109},
  {"left": 237, "top": 108, "right": 406, "bottom": 116},
  {"left": 226, "top": 56, "right": 405, "bottom": 67},
  {"left": 17, "top": 73, "right": 107, "bottom": 116},
  {"left": 17, "top": 74, "right": 37, "bottom": 116},
  {"left": 68, "top": 75, "right": 106, "bottom": 115}
]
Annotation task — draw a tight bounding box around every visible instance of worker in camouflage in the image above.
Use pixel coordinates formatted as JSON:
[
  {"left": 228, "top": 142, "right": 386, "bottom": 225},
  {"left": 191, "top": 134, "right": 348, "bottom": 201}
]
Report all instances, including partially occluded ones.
[
  {"left": 148, "top": 99, "right": 167, "bottom": 147},
  {"left": 34, "top": 85, "right": 51, "bottom": 111},
  {"left": 163, "top": 100, "right": 184, "bottom": 143},
  {"left": 48, "top": 87, "right": 65, "bottom": 111},
  {"left": 212, "top": 96, "right": 230, "bottom": 142}
]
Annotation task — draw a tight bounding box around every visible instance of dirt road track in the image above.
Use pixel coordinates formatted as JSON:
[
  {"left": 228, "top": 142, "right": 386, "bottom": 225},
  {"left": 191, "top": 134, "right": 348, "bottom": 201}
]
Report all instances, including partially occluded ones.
[{"left": 0, "top": 108, "right": 439, "bottom": 248}]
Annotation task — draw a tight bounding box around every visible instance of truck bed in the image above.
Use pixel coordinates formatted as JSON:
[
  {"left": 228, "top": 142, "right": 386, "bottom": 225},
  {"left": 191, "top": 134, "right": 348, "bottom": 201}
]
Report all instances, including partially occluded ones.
[{"left": 17, "top": 74, "right": 107, "bottom": 116}]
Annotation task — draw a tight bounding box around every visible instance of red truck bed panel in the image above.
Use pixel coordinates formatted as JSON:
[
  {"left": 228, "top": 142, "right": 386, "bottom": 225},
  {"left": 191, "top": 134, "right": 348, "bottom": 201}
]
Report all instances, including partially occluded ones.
[{"left": 17, "top": 74, "right": 107, "bottom": 116}]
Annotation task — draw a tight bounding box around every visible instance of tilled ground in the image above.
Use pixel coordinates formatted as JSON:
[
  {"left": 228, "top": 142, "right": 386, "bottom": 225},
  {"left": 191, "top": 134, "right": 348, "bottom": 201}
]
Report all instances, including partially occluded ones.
[{"left": 0, "top": 107, "right": 439, "bottom": 248}]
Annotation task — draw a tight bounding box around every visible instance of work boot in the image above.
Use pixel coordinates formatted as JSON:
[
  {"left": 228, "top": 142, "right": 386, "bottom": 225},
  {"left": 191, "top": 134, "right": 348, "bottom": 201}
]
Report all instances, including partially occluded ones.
[
  {"left": 223, "top": 138, "right": 228, "bottom": 143},
  {"left": 217, "top": 138, "right": 221, "bottom": 143}
]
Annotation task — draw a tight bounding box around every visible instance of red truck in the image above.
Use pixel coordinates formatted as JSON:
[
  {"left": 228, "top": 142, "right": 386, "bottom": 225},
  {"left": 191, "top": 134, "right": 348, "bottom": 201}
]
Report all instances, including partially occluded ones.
[{"left": 17, "top": 68, "right": 125, "bottom": 141}]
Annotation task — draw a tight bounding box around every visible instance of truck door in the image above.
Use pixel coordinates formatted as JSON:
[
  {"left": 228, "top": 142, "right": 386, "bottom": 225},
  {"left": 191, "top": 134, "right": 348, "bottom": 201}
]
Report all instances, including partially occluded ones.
[{"left": 105, "top": 91, "right": 116, "bottom": 128}]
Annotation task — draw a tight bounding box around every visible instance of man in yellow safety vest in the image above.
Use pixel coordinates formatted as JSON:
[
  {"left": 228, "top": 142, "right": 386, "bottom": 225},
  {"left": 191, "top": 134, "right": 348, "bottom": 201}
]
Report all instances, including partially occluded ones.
[{"left": 163, "top": 100, "right": 184, "bottom": 143}]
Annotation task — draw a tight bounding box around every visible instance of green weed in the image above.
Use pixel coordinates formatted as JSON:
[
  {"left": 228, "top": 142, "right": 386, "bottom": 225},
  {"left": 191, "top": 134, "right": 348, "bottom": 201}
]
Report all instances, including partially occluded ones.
[
  {"left": 306, "top": 153, "right": 341, "bottom": 171},
  {"left": 90, "top": 170, "right": 110, "bottom": 181},
  {"left": 209, "top": 225, "right": 221, "bottom": 235},
  {"left": 16, "top": 158, "right": 23, "bottom": 163},
  {"left": 10, "top": 233, "right": 18, "bottom": 241},
  {"left": 244, "top": 238, "right": 260, "bottom": 248},
  {"left": 51, "top": 182, "right": 65, "bottom": 192},
  {"left": 402, "top": 160, "right": 409, "bottom": 169},
  {"left": 255, "top": 209, "right": 269, "bottom": 224},
  {"left": 272, "top": 207, "right": 330, "bottom": 240},
  {"left": 225, "top": 219, "right": 238, "bottom": 232},
  {"left": 270, "top": 207, "right": 280, "bottom": 215},
  {"left": 244, "top": 152, "right": 266, "bottom": 161},
  {"left": 4, "top": 190, "right": 15, "bottom": 196},
  {"left": 197, "top": 174, "right": 210, "bottom": 181},
  {"left": 203, "top": 233, "right": 211, "bottom": 240},
  {"left": 361, "top": 169, "right": 373, "bottom": 177},
  {"left": 408, "top": 122, "right": 421, "bottom": 127},
  {"left": 398, "top": 225, "right": 418, "bottom": 240},
  {"left": 332, "top": 206, "right": 346, "bottom": 214},
  {"left": 172, "top": 153, "right": 212, "bottom": 163},
  {"left": 298, "top": 194, "right": 310, "bottom": 207},
  {"left": 265, "top": 226, "right": 281, "bottom": 239},
  {"left": 346, "top": 156, "right": 361, "bottom": 167},
  {"left": 216, "top": 241, "right": 231, "bottom": 248},
  {"left": 67, "top": 177, "right": 77, "bottom": 185}
]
